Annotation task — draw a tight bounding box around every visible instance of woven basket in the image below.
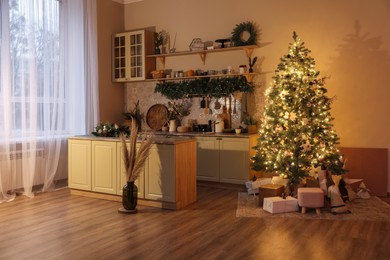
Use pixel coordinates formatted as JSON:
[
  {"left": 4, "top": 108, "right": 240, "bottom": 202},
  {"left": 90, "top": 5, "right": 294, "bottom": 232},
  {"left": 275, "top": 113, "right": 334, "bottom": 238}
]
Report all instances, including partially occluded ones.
[{"left": 151, "top": 71, "right": 165, "bottom": 79}]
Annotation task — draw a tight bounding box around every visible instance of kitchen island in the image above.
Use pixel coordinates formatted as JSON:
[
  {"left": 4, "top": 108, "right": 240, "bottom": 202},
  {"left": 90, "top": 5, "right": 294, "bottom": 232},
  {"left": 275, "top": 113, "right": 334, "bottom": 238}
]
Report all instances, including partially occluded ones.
[
  {"left": 148, "top": 131, "right": 259, "bottom": 184},
  {"left": 68, "top": 135, "right": 196, "bottom": 210},
  {"left": 140, "top": 130, "right": 259, "bottom": 184}
]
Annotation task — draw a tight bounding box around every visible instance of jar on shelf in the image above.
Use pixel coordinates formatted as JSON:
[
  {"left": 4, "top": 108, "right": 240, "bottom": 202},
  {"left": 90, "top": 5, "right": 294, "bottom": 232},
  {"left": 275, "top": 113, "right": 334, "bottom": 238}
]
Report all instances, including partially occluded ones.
[{"left": 239, "top": 65, "right": 247, "bottom": 74}]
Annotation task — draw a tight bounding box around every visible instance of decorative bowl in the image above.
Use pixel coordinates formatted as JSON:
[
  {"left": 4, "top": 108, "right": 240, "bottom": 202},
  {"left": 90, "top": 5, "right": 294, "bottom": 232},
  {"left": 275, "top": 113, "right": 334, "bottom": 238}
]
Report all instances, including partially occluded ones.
[{"left": 177, "top": 126, "right": 188, "bottom": 133}]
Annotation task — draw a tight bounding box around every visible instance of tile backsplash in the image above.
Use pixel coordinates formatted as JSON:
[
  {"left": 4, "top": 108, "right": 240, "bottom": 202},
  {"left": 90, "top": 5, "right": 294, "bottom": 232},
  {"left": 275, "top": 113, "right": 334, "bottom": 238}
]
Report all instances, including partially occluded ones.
[{"left": 124, "top": 78, "right": 266, "bottom": 131}]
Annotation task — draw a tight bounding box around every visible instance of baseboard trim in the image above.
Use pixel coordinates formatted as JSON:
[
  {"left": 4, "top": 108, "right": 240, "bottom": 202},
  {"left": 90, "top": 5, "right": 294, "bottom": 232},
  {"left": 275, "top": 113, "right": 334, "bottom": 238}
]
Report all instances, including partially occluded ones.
[{"left": 69, "top": 189, "right": 177, "bottom": 210}]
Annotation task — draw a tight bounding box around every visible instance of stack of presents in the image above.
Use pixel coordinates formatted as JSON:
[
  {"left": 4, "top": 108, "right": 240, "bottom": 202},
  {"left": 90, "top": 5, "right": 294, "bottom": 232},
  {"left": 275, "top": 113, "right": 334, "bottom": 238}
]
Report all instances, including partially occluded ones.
[{"left": 246, "top": 172, "right": 369, "bottom": 215}]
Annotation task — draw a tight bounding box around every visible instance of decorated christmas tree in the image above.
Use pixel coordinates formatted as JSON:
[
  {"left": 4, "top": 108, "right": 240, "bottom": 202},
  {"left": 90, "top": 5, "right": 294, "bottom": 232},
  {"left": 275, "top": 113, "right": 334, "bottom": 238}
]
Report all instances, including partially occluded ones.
[{"left": 252, "top": 32, "right": 346, "bottom": 186}]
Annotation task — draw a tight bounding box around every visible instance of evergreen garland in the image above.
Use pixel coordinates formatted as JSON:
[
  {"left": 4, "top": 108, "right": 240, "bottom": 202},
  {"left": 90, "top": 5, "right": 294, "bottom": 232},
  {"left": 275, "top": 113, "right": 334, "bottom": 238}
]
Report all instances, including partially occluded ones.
[{"left": 154, "top": 76, "right": 254, "bottom": 100}]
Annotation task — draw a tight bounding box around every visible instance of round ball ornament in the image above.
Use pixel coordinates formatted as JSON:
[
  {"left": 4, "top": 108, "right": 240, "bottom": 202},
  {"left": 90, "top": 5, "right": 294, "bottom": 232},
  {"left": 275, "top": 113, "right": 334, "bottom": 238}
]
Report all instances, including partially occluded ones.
[{"left": 231, "top": 21, "right": 258, "bottom": 46}]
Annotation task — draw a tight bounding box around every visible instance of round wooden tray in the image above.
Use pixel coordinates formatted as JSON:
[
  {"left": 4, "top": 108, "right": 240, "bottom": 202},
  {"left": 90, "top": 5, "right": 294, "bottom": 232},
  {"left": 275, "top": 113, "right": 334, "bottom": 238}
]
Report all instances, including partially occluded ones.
[{"left": 146, "top": 104, "right": 168, "bottom": 130}]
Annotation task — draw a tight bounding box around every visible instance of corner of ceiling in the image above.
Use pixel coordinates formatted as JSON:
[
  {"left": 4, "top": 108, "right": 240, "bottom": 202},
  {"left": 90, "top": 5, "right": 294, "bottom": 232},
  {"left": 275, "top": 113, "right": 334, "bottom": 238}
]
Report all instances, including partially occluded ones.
[{"left": 111, "top": 0, "right": 144, "bottom": 4}]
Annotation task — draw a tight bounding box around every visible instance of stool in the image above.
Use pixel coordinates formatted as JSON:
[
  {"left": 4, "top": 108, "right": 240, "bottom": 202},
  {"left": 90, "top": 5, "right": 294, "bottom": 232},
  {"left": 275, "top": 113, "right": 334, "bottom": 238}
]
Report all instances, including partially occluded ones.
[{"left": 297, "top": 187, "right": 324, "bottom": 214}]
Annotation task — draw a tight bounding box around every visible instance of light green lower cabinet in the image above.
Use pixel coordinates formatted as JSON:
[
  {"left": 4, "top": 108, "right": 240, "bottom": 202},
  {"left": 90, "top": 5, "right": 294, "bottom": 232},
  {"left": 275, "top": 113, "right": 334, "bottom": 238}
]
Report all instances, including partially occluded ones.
[
  {"left": 219, "top": 138, "right": 250, "bottom": 183},
  {"left": 116, "top": 143, "right": 144, "bottom": 198},
  {"left": 196, "top": 137, "right": 251, "bottom": 184},
  {"left": 144, "top": 145, "right": 175, "bottom": 202},
  {"left": 196, "top": 137, "right": 219, "bottom": 182}
]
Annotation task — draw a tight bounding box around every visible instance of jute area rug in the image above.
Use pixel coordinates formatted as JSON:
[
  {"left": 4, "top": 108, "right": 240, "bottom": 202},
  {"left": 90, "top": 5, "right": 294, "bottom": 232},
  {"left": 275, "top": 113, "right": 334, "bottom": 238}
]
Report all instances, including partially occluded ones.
[{"left": 236, "top": 192, "right": 390, "bottom": 221}]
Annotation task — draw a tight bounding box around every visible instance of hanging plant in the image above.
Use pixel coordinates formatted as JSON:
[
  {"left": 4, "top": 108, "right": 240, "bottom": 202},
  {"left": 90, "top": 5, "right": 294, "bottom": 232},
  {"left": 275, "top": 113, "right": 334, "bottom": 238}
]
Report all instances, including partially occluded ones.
[
  {"left": 231, "top": 21, "right": 259, "bottom": 46},
  {"left": 154, "top": 76, "right": 254, "bottom": 100}
]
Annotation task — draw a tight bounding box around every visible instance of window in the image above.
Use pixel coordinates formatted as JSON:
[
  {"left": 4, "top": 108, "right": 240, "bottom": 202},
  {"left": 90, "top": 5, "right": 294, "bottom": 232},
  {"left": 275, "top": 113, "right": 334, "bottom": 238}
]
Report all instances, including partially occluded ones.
[
  {"left": 1, "top": 0, "right": 98, "bottom": 201},
  {"left": 9, "top": 0, "right": 65, "bottom": 136},
  {"left": 1, "top": 0, "right": 66, "bottom": 138}
]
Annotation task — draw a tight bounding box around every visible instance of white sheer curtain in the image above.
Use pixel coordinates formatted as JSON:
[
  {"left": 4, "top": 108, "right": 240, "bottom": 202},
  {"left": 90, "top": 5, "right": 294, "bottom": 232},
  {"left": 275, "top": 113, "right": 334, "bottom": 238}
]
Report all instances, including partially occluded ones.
[{"left": 0, "top": 0, "right": 99, "bottom": 203}]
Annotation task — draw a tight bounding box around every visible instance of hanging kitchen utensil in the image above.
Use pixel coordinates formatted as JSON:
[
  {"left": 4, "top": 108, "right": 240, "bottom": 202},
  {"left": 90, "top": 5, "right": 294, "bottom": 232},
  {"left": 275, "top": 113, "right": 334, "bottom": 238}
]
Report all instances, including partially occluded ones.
[
  {"left": 243, "top": 93, "right": 248, "bottom": 117},
  {"left": 227, "top": 96, "right": 232, "bottom": 129},
  {"left": 208, "top": 97, "right": 212, "bottom": 114},
  {"left": 228, "top": 95, "right": 232, "bottom": 114},
  {"left": 204, "top": 96, "right": 209, "bottom": 114},
  {"left": 200, "top": 97, "right": 206, "bottom": 108},
  {"left": 214, "top": 99, "right": 221, "bottom": 109},
  {"left": 223, "top": 96, "right": 227, "bottom": 113}
]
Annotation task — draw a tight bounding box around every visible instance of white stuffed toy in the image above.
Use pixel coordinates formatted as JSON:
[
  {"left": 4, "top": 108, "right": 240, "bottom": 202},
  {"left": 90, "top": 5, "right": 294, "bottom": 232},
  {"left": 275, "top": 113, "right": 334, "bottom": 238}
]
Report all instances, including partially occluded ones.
[{"left": 356, "top": 182, "right": 371, "bottom": 199}]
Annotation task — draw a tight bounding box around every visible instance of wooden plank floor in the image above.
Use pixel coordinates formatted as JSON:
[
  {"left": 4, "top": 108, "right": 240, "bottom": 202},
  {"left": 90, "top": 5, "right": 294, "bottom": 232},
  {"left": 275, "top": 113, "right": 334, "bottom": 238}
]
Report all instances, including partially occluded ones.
[{"left": 1, "top": 183, "right": 389, "bottom": 260}]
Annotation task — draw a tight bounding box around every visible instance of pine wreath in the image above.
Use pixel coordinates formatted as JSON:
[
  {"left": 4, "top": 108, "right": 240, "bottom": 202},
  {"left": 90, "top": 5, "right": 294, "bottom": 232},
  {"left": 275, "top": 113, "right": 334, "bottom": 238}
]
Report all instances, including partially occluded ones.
[{"left": 231, "top": 21, "right": 258, "bottom": 46}]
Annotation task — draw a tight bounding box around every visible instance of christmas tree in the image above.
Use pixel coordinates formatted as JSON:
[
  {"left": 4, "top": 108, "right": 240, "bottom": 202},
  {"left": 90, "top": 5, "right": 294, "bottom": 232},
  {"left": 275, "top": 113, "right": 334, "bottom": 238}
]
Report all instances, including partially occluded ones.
[{"left": 252, "top": 32, "right": 346, "bottom": 186}]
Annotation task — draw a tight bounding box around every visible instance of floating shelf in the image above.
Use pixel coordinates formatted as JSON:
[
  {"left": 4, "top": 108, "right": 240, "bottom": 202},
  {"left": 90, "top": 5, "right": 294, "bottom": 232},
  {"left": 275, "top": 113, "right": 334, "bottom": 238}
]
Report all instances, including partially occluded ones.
[
  {"left": 145, "top": 72, "right": 259, "bottom": 83},
  {"left": 147, "top": 45, "right": 260, "bottom": 67}
]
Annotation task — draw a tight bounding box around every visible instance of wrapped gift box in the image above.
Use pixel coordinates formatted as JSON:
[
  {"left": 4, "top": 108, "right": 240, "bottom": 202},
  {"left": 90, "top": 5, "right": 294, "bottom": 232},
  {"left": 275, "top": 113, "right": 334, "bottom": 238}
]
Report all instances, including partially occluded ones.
[
  {"left": 258, "top": 184, "right": 284, "bottom": 206},
  {"left": 245, "top": 178, "right": 272, "bottom": 194},
  {"left": 263, "top": 196, "right": 299, "bottom": 214},
  {"left": 251, "top": 178, "right": 272, "bottom": 189}
]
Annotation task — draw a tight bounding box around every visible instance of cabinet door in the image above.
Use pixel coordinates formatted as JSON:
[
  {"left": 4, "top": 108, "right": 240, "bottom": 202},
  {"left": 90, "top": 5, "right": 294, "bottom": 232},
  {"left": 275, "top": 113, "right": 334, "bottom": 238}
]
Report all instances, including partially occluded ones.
[
  {"left": 116, "top": 142, "right": 144, "bottom": 198},
  {"left": 112, "top": 33, "right": 129, "bottom": 81},
  {"left": 128, "top": 30, "right": 145, "bottom": 81},
  {"left": 92, "top": 141, "right": 117, "bottom": 194},
  {"left": 145, "top": 144, "right": 175, "bottom": 202},
  {"left": 68, "top": 139, "right": 92, "bottom": 191},
  {"left": 219, "top": 138, "right": 250, "bottom": 184},
  {"left": 112, "top": 30, "right": 155, "bottom": 82},
  {"left": 196, "top": 137, "right": 219, "bottom": 182}
]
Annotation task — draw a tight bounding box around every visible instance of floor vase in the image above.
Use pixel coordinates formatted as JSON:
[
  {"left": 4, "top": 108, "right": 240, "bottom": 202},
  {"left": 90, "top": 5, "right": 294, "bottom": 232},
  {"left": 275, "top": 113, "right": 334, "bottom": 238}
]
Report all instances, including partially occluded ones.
[{"left": 122, "top": 181, "right": 138, "bottom": 211}]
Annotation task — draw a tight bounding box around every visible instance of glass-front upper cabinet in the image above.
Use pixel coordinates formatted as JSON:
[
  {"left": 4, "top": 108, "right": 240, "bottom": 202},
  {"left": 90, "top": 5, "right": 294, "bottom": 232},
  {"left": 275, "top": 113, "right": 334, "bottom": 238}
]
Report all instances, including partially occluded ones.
[
  {"left": 112, "top": 30, "right": 155, "bottom": 82},
  {"left": 113, "top": 34, "right": 127, "bottom": 80}
]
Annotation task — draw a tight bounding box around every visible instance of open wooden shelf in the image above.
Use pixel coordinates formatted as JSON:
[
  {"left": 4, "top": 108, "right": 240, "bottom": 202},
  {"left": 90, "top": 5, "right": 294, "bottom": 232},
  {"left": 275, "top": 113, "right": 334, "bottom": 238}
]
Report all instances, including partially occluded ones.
[
  {"left": 145, "top": 72, "right": 259, "bottom": 83},
  {"left": 147, "top": 45, "right": 260, "bottom": 67}
]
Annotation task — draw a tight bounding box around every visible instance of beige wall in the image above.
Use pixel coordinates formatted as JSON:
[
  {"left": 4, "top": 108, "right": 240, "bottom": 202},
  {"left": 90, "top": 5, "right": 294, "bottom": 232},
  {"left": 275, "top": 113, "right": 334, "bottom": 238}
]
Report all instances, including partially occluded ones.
[
  {"left": 119, "top": 0, "right": 390, "bottom": 192},
  {"left": 97, "top": 0, "right": 125, "bottom": 123}
]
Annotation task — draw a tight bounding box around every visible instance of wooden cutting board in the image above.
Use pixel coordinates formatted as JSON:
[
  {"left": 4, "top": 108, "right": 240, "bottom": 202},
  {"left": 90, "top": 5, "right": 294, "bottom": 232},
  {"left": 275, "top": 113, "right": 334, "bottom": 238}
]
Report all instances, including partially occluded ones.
[{"left": 146, "top": 104, "right": 168, "bottom": 130}]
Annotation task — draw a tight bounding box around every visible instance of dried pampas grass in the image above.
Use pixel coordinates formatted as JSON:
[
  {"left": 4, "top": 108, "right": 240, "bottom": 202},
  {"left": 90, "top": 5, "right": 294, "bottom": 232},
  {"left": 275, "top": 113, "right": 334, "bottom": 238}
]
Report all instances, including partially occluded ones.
[{"left": 120, "top": 119, "right": 153, "bottom": 182}]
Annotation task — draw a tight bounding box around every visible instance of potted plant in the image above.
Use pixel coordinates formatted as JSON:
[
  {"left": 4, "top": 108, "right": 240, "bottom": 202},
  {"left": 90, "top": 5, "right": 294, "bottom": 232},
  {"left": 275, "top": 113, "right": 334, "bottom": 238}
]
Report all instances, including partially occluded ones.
[
  {"left": 119, "top": 120, "right": 153, "bottom": 213},
  {"left": 91, "top": 122, "right": 129, "bottom": 137},
  {"left": 166, "top": 100, "right": 191, "bottom": 132},
  {"left": 123, "top": 100, "right": 143, "bottom": 131},
  {"left": 242, "top": 115, "right": 258, "bottom": 134},
  {"left": 154, "top": 31, "right": 164, "bottom": 54}
]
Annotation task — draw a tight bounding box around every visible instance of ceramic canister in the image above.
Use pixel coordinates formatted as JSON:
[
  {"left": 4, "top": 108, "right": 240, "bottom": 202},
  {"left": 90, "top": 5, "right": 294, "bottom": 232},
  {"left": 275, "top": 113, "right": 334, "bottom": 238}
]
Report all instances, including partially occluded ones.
[{"left": 215, "top": 119, "right": 224, "bottom": 133}]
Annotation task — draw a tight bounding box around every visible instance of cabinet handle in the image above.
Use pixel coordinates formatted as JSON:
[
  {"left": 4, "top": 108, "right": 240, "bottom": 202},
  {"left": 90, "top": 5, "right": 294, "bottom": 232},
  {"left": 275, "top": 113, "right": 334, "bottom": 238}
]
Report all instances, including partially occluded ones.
[{"left": 216, "top": 137, "right": 222, "bottom": 140}]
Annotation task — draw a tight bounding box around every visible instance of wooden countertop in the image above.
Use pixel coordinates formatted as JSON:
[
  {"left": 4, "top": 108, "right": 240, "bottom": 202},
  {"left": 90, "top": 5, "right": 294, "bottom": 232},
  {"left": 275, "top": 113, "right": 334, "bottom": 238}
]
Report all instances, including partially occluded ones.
[
  {"left": 68, "top": 134, "right": 195, "bottom": 145},
  {"left": 141, "top": 131, "right": 258, "bottom": 139},
  {"left": 68, "top": 132, "right": 257, "bottom": 144}
]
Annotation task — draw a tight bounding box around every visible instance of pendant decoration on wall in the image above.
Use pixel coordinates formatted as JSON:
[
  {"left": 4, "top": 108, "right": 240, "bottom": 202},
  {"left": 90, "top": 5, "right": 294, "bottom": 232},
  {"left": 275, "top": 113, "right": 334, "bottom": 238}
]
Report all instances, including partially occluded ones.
[{"left": 231, "top": 21, "right": 259, "bottom": 46}]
